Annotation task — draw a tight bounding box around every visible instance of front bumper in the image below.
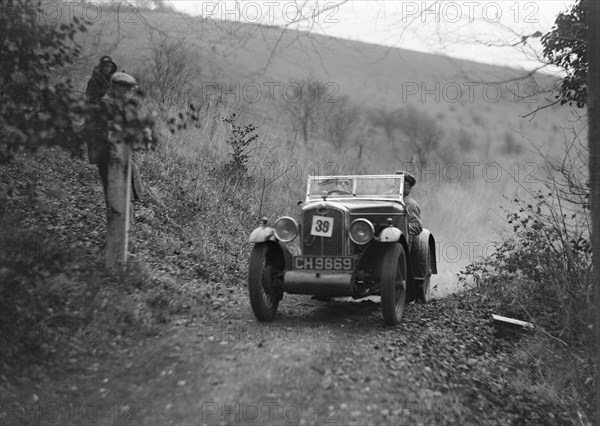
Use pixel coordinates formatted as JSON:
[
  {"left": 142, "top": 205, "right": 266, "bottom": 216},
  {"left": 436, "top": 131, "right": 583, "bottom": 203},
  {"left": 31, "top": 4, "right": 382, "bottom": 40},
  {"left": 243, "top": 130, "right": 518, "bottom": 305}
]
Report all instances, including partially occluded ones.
[{"left": 282, "top": 270, "right": 353, "bottom": 297}]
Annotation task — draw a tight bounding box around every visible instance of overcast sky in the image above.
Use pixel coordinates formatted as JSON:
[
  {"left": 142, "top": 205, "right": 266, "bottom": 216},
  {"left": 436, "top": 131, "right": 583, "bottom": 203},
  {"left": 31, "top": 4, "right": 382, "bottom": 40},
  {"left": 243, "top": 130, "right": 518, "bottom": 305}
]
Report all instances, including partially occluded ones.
[{"left": 168, "top": 1, "right": 577, "bottom": 71}]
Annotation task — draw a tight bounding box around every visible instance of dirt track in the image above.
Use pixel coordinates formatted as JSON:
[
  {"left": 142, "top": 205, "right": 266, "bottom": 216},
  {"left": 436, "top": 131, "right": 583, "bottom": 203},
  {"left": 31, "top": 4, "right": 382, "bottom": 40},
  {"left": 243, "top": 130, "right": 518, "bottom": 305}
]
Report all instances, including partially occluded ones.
[{"left": 4, "top": 288, "right": 494, "bottom": 426}]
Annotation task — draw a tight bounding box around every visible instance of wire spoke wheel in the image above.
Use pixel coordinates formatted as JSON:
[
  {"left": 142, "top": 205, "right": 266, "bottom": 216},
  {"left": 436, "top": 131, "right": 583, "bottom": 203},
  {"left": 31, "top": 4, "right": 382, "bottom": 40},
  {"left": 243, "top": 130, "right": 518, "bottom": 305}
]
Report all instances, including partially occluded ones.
[
  {"left": 381, "top": 244, "right": 407, "bottom": 326},
  {"left": 417, "top": 251, "right": 432, "bottom": 304},
  {"left": 248, "top": 243, "right": 282, "bottom": 321}
]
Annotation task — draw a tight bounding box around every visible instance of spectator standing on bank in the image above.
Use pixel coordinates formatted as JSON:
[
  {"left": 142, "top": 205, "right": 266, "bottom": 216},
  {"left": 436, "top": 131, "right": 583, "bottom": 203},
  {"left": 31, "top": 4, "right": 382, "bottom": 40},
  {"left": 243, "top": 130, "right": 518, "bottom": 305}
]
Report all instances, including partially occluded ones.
[
  {"left": 84, "top": 56, "right": 118, "bottom": 166},
  {"left": 85, "top": 56, "right": 117, "bottom": 105},
  {"left": 97, "top": 72, "right": 148, "bottom": 204}
]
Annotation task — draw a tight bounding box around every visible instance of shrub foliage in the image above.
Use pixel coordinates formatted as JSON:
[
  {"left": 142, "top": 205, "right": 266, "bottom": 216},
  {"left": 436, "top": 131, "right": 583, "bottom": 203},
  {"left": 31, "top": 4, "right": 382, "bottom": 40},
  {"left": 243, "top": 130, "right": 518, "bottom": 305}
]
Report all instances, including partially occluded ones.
[
  {"left": 460, "top": 151, "right": 592, "bottom": 346},
  {"left": 0, "top": 0, "right": 89, "bottom": 163},
  {"left": 542, "top": 0, "right": 588, "bottom": 107}
]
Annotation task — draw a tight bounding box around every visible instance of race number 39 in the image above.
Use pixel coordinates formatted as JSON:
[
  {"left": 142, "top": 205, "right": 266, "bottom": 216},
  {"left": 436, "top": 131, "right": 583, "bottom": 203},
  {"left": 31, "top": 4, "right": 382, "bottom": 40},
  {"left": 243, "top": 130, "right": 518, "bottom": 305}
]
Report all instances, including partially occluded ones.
[{"left": 311, "top": 216, "right": 334, "bottom": 237}]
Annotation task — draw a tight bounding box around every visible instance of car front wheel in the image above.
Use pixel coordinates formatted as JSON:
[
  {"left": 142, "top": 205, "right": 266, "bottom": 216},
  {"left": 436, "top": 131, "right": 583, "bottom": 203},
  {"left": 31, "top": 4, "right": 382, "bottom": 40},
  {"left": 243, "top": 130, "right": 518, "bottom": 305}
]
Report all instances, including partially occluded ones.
[
  {"left": 380, "top": 243, "right": 407, "bottom": 326},
  {"left": 417, "top": 250, "right": 432, "bottom": 303},
  {"left": 248, "top": 243, "right": 283, "bottom": 321}
]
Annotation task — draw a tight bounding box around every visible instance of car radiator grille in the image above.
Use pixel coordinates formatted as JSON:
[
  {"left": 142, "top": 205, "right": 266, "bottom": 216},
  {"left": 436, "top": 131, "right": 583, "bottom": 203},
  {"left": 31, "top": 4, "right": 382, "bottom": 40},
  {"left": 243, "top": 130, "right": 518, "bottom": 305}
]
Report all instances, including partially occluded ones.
[{"left": 302, "top": 208, "right": 345, "bottom": 256}]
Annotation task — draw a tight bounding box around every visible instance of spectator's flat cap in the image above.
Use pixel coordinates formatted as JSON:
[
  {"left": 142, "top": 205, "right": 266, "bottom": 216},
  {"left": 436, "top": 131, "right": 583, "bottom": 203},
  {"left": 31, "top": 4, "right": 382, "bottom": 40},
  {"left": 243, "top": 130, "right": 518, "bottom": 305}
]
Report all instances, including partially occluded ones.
[{"left": 111, "top": 72, "right": 137, "bottom": 87}]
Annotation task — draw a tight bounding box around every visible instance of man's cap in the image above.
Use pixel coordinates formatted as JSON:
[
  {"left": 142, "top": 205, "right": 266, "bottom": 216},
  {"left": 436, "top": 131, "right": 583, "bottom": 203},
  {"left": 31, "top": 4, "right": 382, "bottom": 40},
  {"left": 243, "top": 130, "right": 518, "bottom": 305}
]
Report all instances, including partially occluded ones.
[
  {"left": 395, "top": 170, "right": 416, "bottom": 186},
  {"left": 111, "top": 72, "right": 138, "bottom": 87}
]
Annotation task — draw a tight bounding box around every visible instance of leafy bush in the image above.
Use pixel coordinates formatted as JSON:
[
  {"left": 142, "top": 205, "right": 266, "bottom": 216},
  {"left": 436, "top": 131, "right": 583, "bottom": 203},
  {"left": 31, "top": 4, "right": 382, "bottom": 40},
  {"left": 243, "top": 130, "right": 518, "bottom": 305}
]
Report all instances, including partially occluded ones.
[
  {"left": 459, "top": 144, "right": 592, "bottom": 346},
  {"left": 461, "top": 192, "right": 591, "bottom": 342},
  {"left": 542, "top": 0, "right": 588, "bottom": 108},
  {"left": 0, "top": 0, "right": 159, "bottom": 164},
  {"left": 221, "top": 113, "right": 258, "bottom": 180},
  {"left": 457, "top": 141, "right": 594, "bottom": 421},
  {"left": 0, "top": 0, "right": 89, "bottom": 163}
]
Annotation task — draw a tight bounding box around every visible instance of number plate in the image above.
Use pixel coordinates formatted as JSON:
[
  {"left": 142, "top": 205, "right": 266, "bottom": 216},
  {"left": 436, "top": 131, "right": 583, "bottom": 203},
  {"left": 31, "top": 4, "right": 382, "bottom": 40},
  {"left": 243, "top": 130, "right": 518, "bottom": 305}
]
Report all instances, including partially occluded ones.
[
  {"left": 294, "top": 256, "right": 354, "bottom": 271},
  {"left": 311, "top": 215, "right": 334, "bottom": 237}
]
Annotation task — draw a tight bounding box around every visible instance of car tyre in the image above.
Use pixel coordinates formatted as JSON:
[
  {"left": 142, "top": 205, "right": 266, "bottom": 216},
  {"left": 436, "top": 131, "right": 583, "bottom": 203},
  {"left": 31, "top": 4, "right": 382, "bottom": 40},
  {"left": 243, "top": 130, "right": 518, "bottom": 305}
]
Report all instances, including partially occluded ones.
[
  {"left": 248, "top": 243, "right": 282, "bottom": 321},
  {"left": 417, "top": 251, "right": 431, "bottom": 304},
  {"left": 381, "top": 243, "right": 407, "bottom": 326}
]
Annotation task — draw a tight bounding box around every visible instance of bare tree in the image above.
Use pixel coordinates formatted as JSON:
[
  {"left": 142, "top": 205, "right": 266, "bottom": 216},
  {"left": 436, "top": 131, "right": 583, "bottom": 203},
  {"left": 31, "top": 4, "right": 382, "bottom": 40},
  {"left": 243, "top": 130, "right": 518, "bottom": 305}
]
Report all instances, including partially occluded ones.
[
  {"left": 321, "top": 96, "right": 365, "bottom": 149},
  {"left": 395, "top": 106, "right": 443, "bottom": 168},
  {"left": 144, "top": 33, "right": 201, "bottom": 105},
  {"left": 281, "top": 80, "right": 328, "bottom": 145},
  {"left": 370, "top": 108, "right": 399, "bottom": 143}
]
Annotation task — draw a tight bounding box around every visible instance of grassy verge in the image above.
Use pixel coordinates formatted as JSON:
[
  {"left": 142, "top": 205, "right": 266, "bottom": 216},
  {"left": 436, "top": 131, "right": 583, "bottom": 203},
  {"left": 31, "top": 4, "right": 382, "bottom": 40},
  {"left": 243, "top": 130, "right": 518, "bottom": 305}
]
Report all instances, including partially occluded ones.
[{"left": 0, "top": 130, "right": 255, "bottom": 379}]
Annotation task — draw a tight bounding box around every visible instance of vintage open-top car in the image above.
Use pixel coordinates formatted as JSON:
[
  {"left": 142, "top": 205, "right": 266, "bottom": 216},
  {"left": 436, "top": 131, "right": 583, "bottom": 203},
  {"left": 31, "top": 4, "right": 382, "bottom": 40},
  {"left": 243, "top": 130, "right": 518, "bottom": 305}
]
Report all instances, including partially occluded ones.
[{"left": 247, "top": 173, "right": 437, "bottom": 325}]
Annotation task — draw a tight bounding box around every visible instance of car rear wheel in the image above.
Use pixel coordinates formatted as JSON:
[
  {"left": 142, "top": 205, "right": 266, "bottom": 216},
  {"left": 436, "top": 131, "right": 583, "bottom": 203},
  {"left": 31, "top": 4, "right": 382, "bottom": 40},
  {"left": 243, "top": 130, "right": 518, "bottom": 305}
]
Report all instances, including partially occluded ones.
[
  {"left": 248, "top": 243, "right": 282, "bottom": 321},
  {"left": 380, "top": 244, "right": 407, "bottom": 326}
]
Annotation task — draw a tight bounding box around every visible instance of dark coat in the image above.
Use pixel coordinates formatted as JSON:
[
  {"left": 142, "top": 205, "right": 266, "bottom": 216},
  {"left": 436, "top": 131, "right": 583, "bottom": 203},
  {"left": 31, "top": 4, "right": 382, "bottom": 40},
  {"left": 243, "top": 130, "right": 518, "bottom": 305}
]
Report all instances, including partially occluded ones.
[
  {"left": 85, "top": 67, "right": 113, "bottom": 105},
  {"left": 404, "top": 194, "right": 423, "bottom": 236},
  {"left": 90, "top": 89, "right": 145, "bottom": 200},
  {"left": 84, "top": 66, "right": 115, "bottom": 163}
]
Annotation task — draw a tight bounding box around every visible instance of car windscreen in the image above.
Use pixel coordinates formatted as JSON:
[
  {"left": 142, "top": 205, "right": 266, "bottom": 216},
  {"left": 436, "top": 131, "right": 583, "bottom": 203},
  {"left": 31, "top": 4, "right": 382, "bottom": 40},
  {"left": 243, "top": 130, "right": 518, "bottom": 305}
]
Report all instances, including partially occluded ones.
[
  {"left": 307, "top": 176, "right": 403, "bottom": 200},
  {"left": 355, "top": 177, "right": 401, "bottom": 198}
]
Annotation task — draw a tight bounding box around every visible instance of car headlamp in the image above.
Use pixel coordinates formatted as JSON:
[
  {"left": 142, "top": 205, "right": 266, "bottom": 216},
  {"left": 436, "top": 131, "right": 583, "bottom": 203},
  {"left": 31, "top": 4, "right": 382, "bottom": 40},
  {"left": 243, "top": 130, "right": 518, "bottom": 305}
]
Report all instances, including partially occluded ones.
[
  {"left": 273, "top": 217, "right": 299, "bottom": 242},
  {"left": 349, "top": 219, "right": 374, "bottom": 245}
]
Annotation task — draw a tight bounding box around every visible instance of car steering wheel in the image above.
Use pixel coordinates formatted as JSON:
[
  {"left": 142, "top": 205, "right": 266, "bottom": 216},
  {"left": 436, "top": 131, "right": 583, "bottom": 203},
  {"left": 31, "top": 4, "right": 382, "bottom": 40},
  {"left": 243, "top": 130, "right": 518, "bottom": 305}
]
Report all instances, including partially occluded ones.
[{"left": 327, "top": 189, "right": 351, "bottom": 195}]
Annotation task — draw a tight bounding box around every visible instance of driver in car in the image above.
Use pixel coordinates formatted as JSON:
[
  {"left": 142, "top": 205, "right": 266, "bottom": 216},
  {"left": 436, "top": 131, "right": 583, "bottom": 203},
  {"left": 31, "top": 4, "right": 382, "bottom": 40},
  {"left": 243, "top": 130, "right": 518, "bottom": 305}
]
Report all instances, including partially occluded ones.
[
  {"left": 336, "top": 179, "right": 352, "bottom": 193},
  {"left": 319, "top": 178, "right": 352, "bottom": 195},
  {"left": 397, "top": 171, "right": 422, "bottom": 236}
]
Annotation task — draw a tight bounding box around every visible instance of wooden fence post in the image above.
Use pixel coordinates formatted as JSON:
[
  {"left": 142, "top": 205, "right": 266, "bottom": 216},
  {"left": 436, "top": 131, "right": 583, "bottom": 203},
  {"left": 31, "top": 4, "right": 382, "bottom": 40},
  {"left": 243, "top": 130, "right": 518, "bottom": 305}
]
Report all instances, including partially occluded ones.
[{"left": 105, "top": 140, "right": 132, "bottom": 268}]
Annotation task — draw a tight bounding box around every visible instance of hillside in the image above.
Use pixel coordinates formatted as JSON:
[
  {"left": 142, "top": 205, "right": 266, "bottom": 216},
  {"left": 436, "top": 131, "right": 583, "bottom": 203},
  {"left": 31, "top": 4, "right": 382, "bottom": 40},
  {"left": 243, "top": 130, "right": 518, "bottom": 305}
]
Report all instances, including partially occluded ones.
[
  {"left": 58, "top": 6, "right": 583, "bottom": 288},
  {"left": 68, "top": 7, "right": 573, "bottom": 159}
]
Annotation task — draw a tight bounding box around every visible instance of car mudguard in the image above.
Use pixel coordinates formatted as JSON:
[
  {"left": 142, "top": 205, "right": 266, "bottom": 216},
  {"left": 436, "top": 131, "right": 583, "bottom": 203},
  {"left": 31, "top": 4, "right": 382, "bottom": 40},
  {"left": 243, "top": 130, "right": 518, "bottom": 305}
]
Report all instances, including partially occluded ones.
[
  {"left": 252, "top": 240, "right": 294, "bottom": 272},
  {"left": 410, "top": 229, "right": 437, "bottom": 279},
  {"left": 249, "top": 226, "right": 276, "bottom": 243},
  {"left": 355, "top": 237, "right": 413, "bottom": 286}
]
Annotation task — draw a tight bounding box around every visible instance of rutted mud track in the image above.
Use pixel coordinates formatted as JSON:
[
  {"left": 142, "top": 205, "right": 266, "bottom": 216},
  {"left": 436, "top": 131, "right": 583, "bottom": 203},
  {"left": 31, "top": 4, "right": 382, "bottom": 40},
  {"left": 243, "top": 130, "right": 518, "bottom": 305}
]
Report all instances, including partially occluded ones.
[
  {"left": 117, "top": 295, "right": 475, "bottom": 425},
  {"left": 3, "top": 288, "right": 570, "bottom": 426}
]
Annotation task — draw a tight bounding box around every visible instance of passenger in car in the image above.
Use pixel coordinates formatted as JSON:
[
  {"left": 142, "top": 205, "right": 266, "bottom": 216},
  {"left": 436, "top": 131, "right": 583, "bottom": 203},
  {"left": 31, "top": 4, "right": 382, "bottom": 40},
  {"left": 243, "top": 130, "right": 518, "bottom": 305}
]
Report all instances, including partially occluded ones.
[{"left": 397, "top": 171, "right": 423, "bottom": 236}]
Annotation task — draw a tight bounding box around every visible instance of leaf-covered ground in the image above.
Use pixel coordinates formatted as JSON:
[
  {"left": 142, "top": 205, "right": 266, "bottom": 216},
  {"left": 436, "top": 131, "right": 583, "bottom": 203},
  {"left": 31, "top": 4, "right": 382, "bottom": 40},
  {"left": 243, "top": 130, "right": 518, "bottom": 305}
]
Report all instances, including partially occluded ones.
[
  {"left": 0, "top": 291, "right": 583, "bottom": 425},
  {"left": 0, "top": 149, "right": 594, "bottom": 425}
]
